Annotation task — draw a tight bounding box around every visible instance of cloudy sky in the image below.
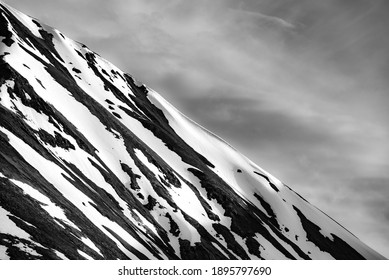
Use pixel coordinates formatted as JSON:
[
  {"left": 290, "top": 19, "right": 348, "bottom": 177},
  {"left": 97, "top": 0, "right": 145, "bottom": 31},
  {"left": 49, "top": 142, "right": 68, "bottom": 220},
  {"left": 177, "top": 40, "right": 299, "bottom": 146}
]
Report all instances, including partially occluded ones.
[{"left": 6, "top": 0, "right": 389, "bottom": 258}]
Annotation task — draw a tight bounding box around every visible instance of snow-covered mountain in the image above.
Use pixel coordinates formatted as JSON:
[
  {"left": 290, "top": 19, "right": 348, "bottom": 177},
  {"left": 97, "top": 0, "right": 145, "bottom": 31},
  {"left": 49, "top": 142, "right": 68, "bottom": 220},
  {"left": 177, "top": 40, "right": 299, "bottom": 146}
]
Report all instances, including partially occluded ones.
[{"left": 0, "top": 2, "right": 385, "bottom": 260}]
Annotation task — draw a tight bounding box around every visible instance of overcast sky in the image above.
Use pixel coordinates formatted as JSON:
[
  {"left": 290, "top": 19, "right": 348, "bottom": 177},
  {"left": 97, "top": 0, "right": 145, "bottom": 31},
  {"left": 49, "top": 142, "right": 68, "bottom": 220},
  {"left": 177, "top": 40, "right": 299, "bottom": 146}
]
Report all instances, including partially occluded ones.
[{"left": 6, "top": 0, "right": 389, "bottom": 258}]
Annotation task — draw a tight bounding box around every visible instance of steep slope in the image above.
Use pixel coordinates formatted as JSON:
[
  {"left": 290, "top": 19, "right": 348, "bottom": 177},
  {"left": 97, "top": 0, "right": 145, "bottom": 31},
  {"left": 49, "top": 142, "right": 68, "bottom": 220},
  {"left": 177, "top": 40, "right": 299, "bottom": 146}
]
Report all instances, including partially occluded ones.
[{"left": 0, "top": 2, "right": 385, "bottom": 260}]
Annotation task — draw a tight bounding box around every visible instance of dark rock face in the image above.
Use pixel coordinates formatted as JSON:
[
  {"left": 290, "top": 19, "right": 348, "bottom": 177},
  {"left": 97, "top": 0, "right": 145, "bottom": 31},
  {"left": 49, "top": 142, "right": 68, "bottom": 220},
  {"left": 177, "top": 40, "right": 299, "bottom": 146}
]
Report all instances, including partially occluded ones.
[
  {"left": 293, "top": 206, "right": 364, "bottom": 260},
  {"left": 0, "top": 3, "right": 385, "bottom": 260}
]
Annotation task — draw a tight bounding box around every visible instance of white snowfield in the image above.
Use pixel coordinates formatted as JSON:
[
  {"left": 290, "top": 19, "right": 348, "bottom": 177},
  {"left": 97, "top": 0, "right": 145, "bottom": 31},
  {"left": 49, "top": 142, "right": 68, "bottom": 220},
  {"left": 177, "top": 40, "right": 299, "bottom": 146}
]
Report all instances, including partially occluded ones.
[{"left": 0, "top": 2, "right": 385, "bottom": 260}]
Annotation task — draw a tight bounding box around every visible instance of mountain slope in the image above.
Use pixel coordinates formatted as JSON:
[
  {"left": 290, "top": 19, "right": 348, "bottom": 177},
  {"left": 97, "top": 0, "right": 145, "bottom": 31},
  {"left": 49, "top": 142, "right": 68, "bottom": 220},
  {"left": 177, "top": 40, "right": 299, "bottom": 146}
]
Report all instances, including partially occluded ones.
[{"left": 0, "top": 2, "right": 385, "bottom": 260}]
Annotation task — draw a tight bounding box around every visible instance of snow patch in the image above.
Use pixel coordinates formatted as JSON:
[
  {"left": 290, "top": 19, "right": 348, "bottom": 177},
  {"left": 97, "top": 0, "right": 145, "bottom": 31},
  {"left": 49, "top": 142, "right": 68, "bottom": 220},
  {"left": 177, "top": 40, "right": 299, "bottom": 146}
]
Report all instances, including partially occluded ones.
[
  {"left": 10, "top": 178, "right": 81, "bottom": 231},
  {"left": 80, "top": 237, "right": 103, "bottom": 257},
  {"left": 0, "top": 245, "right": 9, "bottom": 260},
  {"left": 53, "top": 250, "right": 68, "bottom": 260},
  {"left": 135, "top": 148, "right": 160, "bottom": 176},
  {"left": 0, "top": 205, "right": 31, "bottom": 240},
  {"left": 14, "top": 242, "right": 42, "bottom": 257},
  {"left": 77, "top": 249, "right": 93, "bottom": 260}
]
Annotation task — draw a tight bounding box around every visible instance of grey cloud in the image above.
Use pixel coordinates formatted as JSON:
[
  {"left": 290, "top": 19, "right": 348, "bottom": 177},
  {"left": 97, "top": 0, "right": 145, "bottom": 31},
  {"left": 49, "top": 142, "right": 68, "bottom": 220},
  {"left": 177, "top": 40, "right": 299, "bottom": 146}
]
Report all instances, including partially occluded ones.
[{"left": 181, "top": 94, "right": 334, "bottom": 146}]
